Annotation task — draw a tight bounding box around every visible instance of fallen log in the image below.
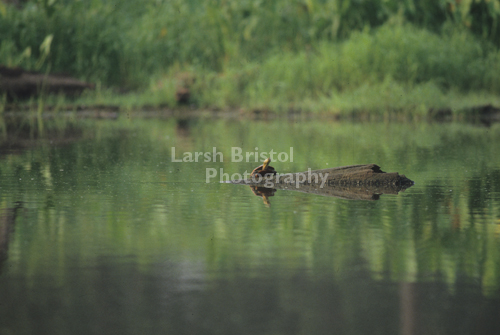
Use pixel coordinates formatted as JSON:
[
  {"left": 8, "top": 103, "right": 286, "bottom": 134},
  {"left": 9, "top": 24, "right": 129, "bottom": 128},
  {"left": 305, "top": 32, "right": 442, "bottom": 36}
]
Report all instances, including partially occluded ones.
[
  {"left": 0, "top": 65, "right": 95, "bottom": 101},
  {"left": 228, "top": 164, "right": 414, "bottom": 203}
]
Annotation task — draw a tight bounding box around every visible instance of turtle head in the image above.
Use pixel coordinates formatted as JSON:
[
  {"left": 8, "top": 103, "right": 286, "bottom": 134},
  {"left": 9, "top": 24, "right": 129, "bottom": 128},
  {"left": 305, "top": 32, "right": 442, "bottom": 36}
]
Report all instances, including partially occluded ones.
[{"left": 262, "top": 158, "right": 271, "bottom": 170}]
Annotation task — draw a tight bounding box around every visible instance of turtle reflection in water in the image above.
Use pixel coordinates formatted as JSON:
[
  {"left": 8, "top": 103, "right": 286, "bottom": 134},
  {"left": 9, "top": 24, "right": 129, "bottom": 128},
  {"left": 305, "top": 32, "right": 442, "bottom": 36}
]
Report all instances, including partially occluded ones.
[
  {"left": 250, "top": 158, "right": 277, "bottom": 178},
  {"left": 250, "top": 158, "right": 278, "bottom": 206},
  {"left": 250, "top": 186, "right": 276, "bottom": 207}
]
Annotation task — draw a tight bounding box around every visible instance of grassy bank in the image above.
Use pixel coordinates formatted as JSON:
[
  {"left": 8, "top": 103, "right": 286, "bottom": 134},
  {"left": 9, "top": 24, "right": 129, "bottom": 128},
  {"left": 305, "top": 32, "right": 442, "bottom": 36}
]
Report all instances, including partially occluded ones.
[
  {"left": 2, "top": 0, "right": 500, "bottom": 115},
  {"left": 162, "top": 23, "right": 500, "bottom": 115}
]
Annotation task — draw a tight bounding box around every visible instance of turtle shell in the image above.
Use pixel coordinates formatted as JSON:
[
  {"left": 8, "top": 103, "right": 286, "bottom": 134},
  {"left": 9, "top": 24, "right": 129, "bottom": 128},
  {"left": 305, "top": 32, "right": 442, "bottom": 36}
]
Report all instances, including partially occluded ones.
[{"left": 251, "top": 164, "right": 277, "bottom": 177}]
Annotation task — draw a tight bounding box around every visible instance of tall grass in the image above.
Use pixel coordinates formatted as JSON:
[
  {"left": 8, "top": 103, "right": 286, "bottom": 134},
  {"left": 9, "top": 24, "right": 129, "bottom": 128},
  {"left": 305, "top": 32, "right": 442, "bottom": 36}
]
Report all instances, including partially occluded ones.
[
  {"left": 179, "top": 23, "right": 500, "bottom": 113},
  {"left": 1, "top": 0, "right": 500, "bottom": 112}
]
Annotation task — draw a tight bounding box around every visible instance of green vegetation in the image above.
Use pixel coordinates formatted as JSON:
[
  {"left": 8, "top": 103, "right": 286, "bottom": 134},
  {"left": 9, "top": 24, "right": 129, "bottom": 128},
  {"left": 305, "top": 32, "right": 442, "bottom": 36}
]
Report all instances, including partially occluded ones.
[{"left": 2, "top": 0, "right": 500, "bottom": 114}]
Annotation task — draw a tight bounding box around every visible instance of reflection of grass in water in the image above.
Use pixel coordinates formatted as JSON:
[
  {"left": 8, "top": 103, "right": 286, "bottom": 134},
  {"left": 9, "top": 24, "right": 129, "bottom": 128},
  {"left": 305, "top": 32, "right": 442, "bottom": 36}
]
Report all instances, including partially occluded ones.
[
  {"left": 0, "top": 109, "right": 89, "bottom": 149},
  {"left": 1, "top": 119, "right": 500, "bottom": 295}
]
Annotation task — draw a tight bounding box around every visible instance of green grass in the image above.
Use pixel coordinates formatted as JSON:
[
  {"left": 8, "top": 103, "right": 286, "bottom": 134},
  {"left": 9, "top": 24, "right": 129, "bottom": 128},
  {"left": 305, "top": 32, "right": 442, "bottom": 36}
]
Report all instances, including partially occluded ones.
[
  {"left": 144, "top": 23, "right": 500, "bottom": 115},
  {"left": 2, "top": 0, "right": 500, "bottom": 115}
]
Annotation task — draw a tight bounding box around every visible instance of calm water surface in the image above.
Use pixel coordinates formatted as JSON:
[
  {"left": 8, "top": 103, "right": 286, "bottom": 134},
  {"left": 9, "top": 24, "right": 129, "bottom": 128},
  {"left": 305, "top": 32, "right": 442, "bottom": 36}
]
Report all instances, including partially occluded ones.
[{"left": 0, "top": 117, "right": 499, "bottom": 335}]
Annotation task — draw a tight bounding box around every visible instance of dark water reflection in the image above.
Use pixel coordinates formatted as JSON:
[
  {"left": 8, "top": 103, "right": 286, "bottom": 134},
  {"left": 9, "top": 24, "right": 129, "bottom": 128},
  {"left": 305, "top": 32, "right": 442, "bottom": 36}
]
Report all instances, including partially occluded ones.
[
  {"left": 2, "top": 260, "right": 499, "bottom": 335},
  {"left": 0, "top": 117, "right": 500, "bottom": 335}
]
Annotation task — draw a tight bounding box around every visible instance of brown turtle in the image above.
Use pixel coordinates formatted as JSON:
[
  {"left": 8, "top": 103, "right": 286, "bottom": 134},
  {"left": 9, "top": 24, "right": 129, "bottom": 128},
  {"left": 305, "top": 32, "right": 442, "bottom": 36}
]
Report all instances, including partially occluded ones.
[{"left": 251, "top": 158, "right": 277, "bottom": 178}]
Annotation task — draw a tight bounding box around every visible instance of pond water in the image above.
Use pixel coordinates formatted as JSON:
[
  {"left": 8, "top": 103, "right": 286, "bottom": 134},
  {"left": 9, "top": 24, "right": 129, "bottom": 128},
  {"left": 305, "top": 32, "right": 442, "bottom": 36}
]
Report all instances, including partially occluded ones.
[{"left": 0, "top": 116, "right": 499, "bottom": 335}]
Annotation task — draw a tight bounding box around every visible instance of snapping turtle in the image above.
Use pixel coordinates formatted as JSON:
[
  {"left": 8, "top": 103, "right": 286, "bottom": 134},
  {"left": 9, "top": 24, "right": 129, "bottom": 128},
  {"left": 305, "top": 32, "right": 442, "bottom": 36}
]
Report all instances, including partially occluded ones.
[{"left": 251, "top": 158, "right": 277, "bottom": 177}]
